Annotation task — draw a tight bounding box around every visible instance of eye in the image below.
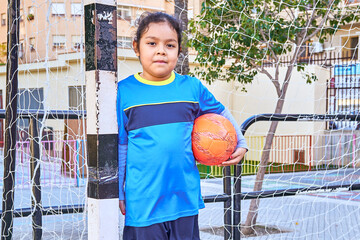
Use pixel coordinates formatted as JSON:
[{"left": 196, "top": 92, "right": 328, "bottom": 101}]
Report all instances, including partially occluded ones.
[
  {"left": 167, "top": 44, "right": 176, "bottom": 48},
  {"left": 147, "top": 42, "right": 156, "bottom": 46}
]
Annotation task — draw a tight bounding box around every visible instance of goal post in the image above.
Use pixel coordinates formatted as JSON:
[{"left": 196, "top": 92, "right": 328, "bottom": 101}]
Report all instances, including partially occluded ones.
[
  {"left": 84, "top": 1, "right": 119, "bottom": 239},
  {"left": 1, "top": 0, "right": 20, "bottom": 239}
]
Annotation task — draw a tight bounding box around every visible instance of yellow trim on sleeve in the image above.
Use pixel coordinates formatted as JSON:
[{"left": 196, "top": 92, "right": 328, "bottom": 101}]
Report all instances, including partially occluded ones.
[
  {"left": 134, "top": 72, "right": 175, "bottom": 86},
  {"left": 123, "top": 101, "right": 199, "bottom": 112}
]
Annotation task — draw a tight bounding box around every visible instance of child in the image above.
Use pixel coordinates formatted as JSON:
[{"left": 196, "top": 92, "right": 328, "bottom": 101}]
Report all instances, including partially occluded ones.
[{"left": 117, "top": 12, "right": 247, "bottom": 240}]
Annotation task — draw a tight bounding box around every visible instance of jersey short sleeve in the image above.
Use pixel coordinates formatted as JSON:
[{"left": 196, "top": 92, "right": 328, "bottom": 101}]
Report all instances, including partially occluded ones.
[{"left": 197, "top": 80, "right": 225, "bottom": 116}]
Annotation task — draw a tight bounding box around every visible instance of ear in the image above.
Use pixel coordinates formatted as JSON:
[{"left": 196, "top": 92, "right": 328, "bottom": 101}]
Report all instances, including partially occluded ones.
[{"left": 133, "top": 40, "right": 140, "bottom": 57}]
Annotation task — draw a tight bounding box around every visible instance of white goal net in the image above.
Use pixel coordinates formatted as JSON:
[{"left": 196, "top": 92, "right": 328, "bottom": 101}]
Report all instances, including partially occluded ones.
[{"left": 2, "top": 1, "right": 360, "bottom": 240}]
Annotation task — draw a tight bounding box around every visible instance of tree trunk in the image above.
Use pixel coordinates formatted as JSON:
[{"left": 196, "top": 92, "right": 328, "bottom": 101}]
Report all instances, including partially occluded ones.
[
  {"left": 242, "top": 64, "right": 295, "bottom": 235},
  {"left": 174, "top": 0, "right": 189, "bottom": 75}
]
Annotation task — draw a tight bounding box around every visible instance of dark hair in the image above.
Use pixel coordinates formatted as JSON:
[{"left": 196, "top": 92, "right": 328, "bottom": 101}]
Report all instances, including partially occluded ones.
[{"left": 134, "top": 12, "right": 182, "bottom": 54}]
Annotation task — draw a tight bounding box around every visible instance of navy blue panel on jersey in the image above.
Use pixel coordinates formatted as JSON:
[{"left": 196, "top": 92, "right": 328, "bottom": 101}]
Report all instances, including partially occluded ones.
[{"left": 124, "top": 101, "right": 199, "bottom": 131}]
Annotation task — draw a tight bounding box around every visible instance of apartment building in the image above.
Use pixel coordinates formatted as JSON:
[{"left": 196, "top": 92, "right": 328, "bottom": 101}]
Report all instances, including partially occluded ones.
[
  {"left": 0, "top": 1, "right": 200, "bottom": 137},
  {"left": 0, "top": 0, "right": 198, "bottom": 63}
]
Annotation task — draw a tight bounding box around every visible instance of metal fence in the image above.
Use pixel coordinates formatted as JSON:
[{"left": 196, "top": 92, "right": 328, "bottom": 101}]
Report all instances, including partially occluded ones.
[
  {"left": 0, "top": 138, "right": 86, "bottom": 188},
  {"left": 327, "top": 60, "right": 360, "bottom": 130},
  {"left": 199, "top": 133, "right": 358, "bottom": 178}
]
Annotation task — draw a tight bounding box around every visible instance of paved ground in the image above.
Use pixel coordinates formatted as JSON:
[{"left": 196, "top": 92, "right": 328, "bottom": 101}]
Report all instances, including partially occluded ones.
[
  {"left": 199, "top": 169, "right": 360, "bottom": 240},
  {"left": 4, "top": 168, "right": 360, "bottom": 239}
]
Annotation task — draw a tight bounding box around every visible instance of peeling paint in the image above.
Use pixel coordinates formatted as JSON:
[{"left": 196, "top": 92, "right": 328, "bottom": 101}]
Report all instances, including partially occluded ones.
[{"left": 95, "top": 70, "right": 100, "bottom": 135}]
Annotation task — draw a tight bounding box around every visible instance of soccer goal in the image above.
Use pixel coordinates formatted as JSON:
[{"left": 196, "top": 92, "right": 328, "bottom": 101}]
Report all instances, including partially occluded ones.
[
  {"left": 188, "top": 1, "right": 360, "bottom": 239},
  {"left": 2, "top": 1, "right": 360, "bottom": 240}
]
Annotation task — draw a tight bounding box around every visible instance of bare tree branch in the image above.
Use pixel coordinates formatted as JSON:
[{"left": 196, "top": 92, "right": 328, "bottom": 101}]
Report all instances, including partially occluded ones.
[
  {"left": 284, "top": 6, "right": 295, "bottom": 20},
  {"left": 249, "top": 60, "right": 282, "bottom": 96},
  {"left": 259, "top": 28, "right": 279, "bottom": 63},
  {"left": 303, "top": 0, "right": 335, "bottom": 42}
]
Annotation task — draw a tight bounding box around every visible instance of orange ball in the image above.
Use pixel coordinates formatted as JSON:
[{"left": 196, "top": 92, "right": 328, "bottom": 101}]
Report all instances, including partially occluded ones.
[{"left": 192, "top": 113, "right": 237, "bottom": 166}]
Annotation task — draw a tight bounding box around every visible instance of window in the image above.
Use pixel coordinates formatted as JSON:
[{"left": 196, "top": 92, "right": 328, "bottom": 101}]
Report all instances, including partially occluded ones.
[
  {"left": 27, "top": 6, "right": 35, "bottom": 20},
  {"left": 29, "top": 37, "right": 35, "bottom": 51},
  {"left": 51, "top": 3, "right": 65, "bottom": 16},
  {"left": 19, "top": 41, "right": 24, "bottom": 59},
  {"left": 1, "top": 13, "right": 6, "bottom": 26},
  {"left": 69, "top": 86, "right": 86, "bottom": 110},
  {"left": 18, "top": 88, "right": 44, "bottom": 110},
  {"left": 117, "top": 36, "right": 132, "bottom": 48},
  {"left": 71, "top": 3, "right": 83, "bottom": 16},
  {"left": 17, "top": 88, "right": 44, "bottom": 129},
  {"left": 53, "top": 35, "right": 66, "bottom": 47},
  {"left": 28, "top": 6, "right": 35, "bottom": 15},
  {"left": 328, "top": 66, "right": 360, "bottom": 130},
  {"left": 71, "top": 35, "right": 82, "bottom": 50},
  {"left": 298, "top": 41, "right": 312, "bottom": 59},
  {"left": 342, "top": 36, "right": 359, "bottom": 60},
  {"left": 117, "top": 6, "right": 132, "bottom": 21},
  {"left": 132, "top": 10, "right": 144, "bottom": 25},
  {"left": 20, "top": 9, "right": 24, "bottom": 22},
  {"left": 188, "top": 9, "right": 194, "bottom": 20}
]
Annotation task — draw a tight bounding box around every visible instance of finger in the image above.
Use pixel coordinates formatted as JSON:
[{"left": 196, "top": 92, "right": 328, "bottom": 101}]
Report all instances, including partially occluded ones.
[
  {"left": 220, "top": 157, "right": 241, "bottom": 166},
  {"left": 231, "top": 149, "right": 247, "bottom": 159},
  {"left": 230, "top": 153, "right": 243, "bottom": 161},
  {"left": 120, "top": 207, "right": 126, "bottom": 215},
  {"left": 119, "top": 201, "right": 126, "bottom": 215}
]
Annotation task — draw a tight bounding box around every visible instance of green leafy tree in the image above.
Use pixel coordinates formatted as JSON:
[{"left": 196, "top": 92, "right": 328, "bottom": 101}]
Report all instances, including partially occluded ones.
[{"left": 189, "top": 0, "right": 359, "bottom": 235}]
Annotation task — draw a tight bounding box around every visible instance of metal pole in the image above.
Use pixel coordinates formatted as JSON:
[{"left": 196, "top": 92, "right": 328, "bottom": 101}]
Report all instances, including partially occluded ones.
[
  {"left": 223, "top": 166, "right": 232, "bottom": 240},
  {"left": 233, "top": 125, "right": 247, "bottom": 240},
  {"left": 1, "top": 0, "right": 20, "bottom": 239},
  {"left": 233, "top": 163, "right": 242, "bottom": 239},
  {"left": 29, "top": 117, "right": 42, "bottom": 239}
]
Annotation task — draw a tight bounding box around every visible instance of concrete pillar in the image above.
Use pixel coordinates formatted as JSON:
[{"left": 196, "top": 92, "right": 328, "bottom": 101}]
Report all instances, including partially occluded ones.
[{"left": 84, "top": 1, "right": 119, "bottom": 239}]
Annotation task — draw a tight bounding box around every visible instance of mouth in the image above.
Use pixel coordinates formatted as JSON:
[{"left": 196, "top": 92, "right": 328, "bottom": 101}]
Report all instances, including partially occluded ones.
[{"left": 154, "top": 60, "right": 167, "bottom": 64}]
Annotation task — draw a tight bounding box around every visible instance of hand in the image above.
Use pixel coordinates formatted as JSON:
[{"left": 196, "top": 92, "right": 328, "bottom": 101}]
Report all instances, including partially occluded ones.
[
  {"left": 119, "top": 200, "right": 126, "bottom": 215},
  {"left": 218, "top": 147, "right": 247, "bottom": 167}
]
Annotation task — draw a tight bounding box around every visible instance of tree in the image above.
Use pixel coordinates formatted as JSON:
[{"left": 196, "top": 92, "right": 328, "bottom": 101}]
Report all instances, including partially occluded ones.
[
  {"left": 174, "top": 0, "right": 189, "bottom": 75},
  {"left": 189, "top": 0, "right": 359, "bottom": 235}
]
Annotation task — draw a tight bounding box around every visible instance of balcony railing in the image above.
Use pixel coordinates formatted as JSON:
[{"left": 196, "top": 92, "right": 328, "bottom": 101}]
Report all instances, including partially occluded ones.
[{"left": 264, "top": 50, "right": 354, "bottom": 68}]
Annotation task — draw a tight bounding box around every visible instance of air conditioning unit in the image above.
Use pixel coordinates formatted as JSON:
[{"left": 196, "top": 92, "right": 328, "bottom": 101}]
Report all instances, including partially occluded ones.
[{"left": 310, "top": 42, "right": 324, "bottom": 53}]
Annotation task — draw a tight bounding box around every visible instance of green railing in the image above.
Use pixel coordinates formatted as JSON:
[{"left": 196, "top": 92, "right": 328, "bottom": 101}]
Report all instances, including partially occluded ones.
[
  {"left": 198, "top": 158, "right": 327, "bottom": 179},
  {"left": 197, "top": 134, "right": 346, "bottom": 178}
]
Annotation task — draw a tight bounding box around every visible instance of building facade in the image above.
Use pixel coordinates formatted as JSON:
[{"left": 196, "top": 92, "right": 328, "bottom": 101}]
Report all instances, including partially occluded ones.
[{"left": 0, "top": 0, "right": 199, "bottom": 63}]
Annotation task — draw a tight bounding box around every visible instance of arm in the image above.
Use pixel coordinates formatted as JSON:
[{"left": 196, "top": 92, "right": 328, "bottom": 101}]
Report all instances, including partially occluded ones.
[
  {"left": 219, "top": 107, "right": 248, "bottom": 166},
  {"left": 118, "top": 144, "right": 127, "bottom": 215},
  {"left": 117, "top": 86, "right": 128, "bottom": 215}
]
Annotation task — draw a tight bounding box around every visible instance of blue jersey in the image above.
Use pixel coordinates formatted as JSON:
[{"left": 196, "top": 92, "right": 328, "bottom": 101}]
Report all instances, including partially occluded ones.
[{"left": 117, "top": 72, "right": 225, "bottom": 227}]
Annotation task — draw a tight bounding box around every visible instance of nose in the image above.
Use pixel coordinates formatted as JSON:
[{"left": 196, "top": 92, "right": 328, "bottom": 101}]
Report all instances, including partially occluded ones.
[{"left": 156, "top": 44, "right": 166, "bottom": 55}]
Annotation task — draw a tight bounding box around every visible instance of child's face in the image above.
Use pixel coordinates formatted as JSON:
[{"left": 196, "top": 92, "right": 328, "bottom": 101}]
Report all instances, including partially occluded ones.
[{"left": 133, "top": 22, "right": 179, "bottom": 81}]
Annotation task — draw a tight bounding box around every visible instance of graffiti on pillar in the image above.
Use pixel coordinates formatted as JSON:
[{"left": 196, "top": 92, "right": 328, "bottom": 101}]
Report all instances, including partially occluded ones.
[{"left": 85, "top": 4, "right": 117, "bottom": 72}]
